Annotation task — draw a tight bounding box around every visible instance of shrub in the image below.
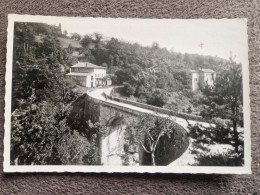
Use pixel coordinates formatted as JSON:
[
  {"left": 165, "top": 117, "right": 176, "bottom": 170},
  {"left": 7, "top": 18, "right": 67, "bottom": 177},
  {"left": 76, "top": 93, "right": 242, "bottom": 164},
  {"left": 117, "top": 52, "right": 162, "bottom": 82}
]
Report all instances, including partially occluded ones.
[
  {"left": 123, "top": 82, "right": 136, "bottom": 97},
  {"left": 57, "top": 131, "right": 95, "bottom": 165},
  {"left": 147, "top": 89, "right": 168, "bottom": 107}
]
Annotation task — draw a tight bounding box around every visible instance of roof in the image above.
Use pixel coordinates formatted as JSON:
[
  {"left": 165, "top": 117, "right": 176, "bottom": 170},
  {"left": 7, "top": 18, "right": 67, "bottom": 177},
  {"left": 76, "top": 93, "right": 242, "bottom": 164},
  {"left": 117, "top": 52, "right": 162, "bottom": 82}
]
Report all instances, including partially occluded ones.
[
  {"left": 71, "top": 61, "right": 106, "bottom": 69},
  {"left": 66, "top": 72, "right": 92, "bottom": 77},
  {"left": 190, "top": 69, "right": 215, "bottom": 73},
  {"left": 190, "top": 70, "right": 199, "bottom": 73},
  {"left": 200, "top": 69, "right": 215, "bottom": 73}
]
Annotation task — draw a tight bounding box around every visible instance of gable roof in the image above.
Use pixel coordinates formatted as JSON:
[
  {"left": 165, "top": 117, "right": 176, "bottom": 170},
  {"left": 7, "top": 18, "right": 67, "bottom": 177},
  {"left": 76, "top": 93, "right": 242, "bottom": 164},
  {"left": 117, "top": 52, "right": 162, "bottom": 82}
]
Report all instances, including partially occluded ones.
[
  {"left": 200, "top": 69, "right": 215, "bottom": 73},
  {"left": 66, "top": 72, "right": 92, "bottom": 76},
  {"left": 190, "top": 69, "right": 215, "bottom": 73},
  {"left": 71, "top": 61, "right": 106, "bottom": 69},
  {"left": 190, "top": 70, "right": 199, "bottom": 73}
]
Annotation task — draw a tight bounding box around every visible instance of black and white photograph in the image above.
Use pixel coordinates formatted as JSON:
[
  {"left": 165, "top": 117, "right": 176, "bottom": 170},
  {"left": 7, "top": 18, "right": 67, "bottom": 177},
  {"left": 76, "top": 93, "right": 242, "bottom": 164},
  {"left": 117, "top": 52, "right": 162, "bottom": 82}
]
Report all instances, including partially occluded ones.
[{"left": 4, "top": 15, "right": 251, "bottom": 173}]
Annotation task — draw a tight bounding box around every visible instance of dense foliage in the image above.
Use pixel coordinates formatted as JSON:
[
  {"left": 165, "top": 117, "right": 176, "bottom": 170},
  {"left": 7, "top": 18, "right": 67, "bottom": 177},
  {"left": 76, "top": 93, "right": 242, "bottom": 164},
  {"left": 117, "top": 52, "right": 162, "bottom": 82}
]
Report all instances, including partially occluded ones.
[
  {"left": 76, "top": 34, "right": 233, "bottom": 110},
  {"left": 10, "top": 23, "right": 102, "bottom": 165},
  {"left": 187, "top": 59, "right": 244, "bottom": 166},
  {"left": 124, "top": 114, "right": 188, "bottom": 166}
]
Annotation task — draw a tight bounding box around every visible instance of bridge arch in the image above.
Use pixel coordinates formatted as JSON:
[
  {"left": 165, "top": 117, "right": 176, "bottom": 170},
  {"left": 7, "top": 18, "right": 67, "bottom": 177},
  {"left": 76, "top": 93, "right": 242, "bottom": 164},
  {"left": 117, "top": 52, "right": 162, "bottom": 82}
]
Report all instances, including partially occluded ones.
[{"left": 82, "top": 91, "right": 194, "bottom": 166}]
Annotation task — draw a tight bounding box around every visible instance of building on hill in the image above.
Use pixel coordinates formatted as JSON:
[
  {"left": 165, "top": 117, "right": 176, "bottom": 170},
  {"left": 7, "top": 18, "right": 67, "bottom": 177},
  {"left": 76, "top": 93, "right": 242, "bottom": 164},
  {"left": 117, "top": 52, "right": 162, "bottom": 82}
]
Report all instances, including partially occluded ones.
[
  {"left": 190, "top": 69, "right": 216, "bottom": 91},
  {"left": 66, "top": 61, "right": 112, "bottom": 88}
]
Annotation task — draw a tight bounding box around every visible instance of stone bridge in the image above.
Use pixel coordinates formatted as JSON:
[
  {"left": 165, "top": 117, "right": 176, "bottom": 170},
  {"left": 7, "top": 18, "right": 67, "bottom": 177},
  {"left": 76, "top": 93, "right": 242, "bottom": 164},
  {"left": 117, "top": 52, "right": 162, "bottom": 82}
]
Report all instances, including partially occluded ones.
[{"left": 73, "top": 87, "right": 212, "bottom": 166}]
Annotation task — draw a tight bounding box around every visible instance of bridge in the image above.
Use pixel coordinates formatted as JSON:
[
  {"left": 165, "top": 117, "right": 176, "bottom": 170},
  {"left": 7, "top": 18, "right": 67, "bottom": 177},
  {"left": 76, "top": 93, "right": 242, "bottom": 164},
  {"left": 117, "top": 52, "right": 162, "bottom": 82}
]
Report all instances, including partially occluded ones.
[{"left": 82, "top": 87, "right": 213, "bottom": 166}]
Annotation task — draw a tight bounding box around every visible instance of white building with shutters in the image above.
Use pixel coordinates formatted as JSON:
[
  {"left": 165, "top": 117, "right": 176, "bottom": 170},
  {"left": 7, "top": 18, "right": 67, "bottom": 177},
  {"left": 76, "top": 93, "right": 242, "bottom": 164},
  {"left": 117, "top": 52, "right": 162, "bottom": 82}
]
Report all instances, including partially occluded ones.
[{"left": 66, "top": 61, "right": 112, "bottom": 88}]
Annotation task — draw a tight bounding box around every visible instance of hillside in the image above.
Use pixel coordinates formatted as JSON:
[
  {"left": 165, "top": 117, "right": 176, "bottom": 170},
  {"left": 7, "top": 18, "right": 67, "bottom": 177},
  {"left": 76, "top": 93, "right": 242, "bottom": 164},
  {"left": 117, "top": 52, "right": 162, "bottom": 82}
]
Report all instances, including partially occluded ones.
[
  {"left": 63, "top": 34, "right": 237, "bottom": 113},
  {"left": 13, "top": 22, "right": 237, "bottom": 114},
  {"left": 58, "top": 37, "right": 81, "bottom": 49}
]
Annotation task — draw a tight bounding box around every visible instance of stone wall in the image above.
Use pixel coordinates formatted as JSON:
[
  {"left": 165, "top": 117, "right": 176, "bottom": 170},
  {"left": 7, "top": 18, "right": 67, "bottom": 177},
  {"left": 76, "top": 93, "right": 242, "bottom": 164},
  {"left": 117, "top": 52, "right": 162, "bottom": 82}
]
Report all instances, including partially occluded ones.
[
  {"left": 84, "top": 93, "right": 189, "bottom": 166},
  {"left": 109, "top": 96, "right": 209, "bottom": 122},
  {"left": 85, "top": 94, "right": 142, "bottom": 165}
]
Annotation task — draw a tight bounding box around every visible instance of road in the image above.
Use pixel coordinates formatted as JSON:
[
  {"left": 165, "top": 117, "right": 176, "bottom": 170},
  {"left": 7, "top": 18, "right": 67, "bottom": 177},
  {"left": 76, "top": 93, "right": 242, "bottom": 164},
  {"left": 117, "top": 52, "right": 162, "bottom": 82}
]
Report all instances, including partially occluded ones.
[{"left": 87, "top": 87, "right": 211, "bottom": 129}]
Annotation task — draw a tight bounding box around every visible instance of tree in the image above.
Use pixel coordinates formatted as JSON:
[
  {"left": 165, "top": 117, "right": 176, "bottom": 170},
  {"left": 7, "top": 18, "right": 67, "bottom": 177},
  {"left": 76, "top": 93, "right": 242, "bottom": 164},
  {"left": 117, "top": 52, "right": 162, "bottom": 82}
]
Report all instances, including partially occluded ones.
[
  {"left": 172, "top": 70, "right": 191, "bottom": 87},
  {"left": 114, "top": 54, "right": 120, "bottom": 66},
  {"left": 108, "top": 55, "right": 114, "bottom": 67},
  {"left": 57, "top": 119, "right": 107, "bottom": 165},
  {"left": 187, "top": 121, "right": 244, "bottom": 166},
  {"left": 93, "top": 33, "right": 103, "bottom": 45},
  {"left": 200, "top": 58, "right": 243, "bottom": 154},
  {"left": 125, "top": 114, "right": 177, "bottom": 166},
  {"left": 151, "top": 42, "right": 159, "bottom": 50},
  {"left": 11, "top": 101, "right": 67, "bottom": 165},
  {"left": 63, "top": 30, "right": 68, "bottom": 37},
  {"left": 10, "top": 22, "right": 81, "bottom": 165},
  {"left": 188, "top": 57, "right": 244, "bottom": 165},
  {"left": 80, "top": 35, "right": 93, "bottom": 48},
  {"left": 123, "top": 82, "right": 136, "bottom": 96},
  {"left": 147, "top": 89, "right": 168, "bottom": 107},
  {"left": 71, "top": 33, "right": 81, "bottom": 41},
  {"left": 57, "top": 131, "right": 92, "bottom": 165},
  {"left": 101, "top": 62, "right": 108, "bottom": 68},
  {"left": 135, "top": 84, "right": 147, "bottom": 98}
]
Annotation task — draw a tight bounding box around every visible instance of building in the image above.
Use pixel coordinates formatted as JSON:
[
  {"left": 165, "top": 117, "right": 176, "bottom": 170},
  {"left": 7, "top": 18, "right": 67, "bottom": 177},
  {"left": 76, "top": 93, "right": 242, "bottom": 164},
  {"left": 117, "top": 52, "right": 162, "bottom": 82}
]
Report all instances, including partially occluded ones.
[
  {"left": 190, "top": 69, "right": 216, "bottom": 91},
  {"left": 66, "top": 61, "right": 112, "bottom": 88}
]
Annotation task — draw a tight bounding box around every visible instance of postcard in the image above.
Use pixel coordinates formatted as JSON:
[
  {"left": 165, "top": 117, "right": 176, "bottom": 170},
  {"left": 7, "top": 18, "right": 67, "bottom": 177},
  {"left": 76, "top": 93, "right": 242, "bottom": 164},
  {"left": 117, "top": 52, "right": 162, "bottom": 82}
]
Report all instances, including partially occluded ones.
[{"left": 4, "top": 14, "right": 251, "bottom": 173}]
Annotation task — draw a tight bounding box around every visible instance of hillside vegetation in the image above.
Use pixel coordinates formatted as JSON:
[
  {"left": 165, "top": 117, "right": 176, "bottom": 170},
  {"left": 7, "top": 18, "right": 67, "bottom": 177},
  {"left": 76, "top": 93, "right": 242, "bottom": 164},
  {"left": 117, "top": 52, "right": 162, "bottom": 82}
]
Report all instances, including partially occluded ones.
[
  {"left": 11, "top": 22, "right": 103, "bottom": 165},
  {"left": 10, "top": 22, "right": 244, "bottom": 166},
  {"left": 64, "top": 33, "right": 236, "bottom": 112}
]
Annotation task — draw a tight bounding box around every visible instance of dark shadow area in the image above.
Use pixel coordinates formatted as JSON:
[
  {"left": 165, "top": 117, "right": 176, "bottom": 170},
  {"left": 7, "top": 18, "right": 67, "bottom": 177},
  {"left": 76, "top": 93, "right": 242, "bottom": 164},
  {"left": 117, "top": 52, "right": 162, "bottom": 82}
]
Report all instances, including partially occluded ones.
[{"left": 142, "top": 122, "right": 189, "bottom": 166}]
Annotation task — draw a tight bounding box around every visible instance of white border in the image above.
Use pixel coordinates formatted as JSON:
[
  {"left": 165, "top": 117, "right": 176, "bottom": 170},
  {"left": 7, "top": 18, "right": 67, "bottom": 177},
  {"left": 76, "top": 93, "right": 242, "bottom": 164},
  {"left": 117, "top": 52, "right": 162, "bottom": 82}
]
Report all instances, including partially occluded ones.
[{"left": 4, "top": 14, "right": 251, "bottom": 174}]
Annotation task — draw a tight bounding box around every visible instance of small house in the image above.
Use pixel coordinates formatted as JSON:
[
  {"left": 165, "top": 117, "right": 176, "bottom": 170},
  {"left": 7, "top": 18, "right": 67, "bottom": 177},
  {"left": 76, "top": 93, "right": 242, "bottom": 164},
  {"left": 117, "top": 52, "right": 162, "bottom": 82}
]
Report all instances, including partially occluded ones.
[{"left": 190, "top": 69, "right": 216, "bottom": 91}]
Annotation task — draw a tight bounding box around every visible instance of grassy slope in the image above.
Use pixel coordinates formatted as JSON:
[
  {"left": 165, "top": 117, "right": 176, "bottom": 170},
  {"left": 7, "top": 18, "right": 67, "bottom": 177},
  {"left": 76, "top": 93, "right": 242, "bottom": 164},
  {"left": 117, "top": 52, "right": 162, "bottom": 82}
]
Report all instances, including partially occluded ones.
[{"left": 58, "top": 37, "right": 81, "bottom": 49}]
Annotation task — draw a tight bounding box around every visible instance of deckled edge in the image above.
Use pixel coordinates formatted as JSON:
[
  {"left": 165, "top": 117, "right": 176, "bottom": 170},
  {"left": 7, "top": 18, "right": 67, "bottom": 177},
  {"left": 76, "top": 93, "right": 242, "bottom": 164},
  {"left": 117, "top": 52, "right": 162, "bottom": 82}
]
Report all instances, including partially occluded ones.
[
  {"left": 242, "top": 18, "right": 252, "bottom": 174},
  {"left": 3, "top": 14, "right": 252, "bottom": 174},
  {"left": 3, "top": 14, "right": 14, "bottom": 173}
]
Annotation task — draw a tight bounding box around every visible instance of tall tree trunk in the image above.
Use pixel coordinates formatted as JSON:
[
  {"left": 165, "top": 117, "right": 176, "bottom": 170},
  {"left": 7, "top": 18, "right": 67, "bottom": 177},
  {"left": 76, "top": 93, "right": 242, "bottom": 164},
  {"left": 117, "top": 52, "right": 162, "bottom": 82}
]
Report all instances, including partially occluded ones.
[
  {"left": 24, "top": 42, "right": 26, "bottom": 53},
  {"left": 233, "top": 120, "right": 239, "bottom": 154},
  {"left": 151, "top": 152, "right": 155, "bottom": 166},
  {"left": 232, "top": 105, "right": 240, "bottom": 155}
]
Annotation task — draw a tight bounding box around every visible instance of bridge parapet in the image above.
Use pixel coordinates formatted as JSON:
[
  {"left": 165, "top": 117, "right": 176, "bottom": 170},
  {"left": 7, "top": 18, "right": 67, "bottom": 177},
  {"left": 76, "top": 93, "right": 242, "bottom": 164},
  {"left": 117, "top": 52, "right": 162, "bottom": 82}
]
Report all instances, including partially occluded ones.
[
  {"left": 106, "top": 95, "right": 210, "bottom": 123},
  {"left": 86, "top": 93, "right": 140, "bottom": 122}
]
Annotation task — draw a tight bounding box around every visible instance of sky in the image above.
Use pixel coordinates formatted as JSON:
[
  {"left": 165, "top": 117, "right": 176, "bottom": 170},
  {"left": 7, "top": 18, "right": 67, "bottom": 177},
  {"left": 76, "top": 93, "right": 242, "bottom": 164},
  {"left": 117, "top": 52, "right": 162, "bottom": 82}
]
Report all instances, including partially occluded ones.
[{"left": 30, "top": 16, "right": 248, "bottom": 66}]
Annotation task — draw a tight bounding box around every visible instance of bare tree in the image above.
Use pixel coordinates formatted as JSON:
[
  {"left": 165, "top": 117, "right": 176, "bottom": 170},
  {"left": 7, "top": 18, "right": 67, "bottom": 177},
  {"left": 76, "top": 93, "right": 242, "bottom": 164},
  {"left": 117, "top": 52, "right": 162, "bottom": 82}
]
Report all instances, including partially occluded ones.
[{"left": 125, "top": 114, "right": 177, "bottom": 165}]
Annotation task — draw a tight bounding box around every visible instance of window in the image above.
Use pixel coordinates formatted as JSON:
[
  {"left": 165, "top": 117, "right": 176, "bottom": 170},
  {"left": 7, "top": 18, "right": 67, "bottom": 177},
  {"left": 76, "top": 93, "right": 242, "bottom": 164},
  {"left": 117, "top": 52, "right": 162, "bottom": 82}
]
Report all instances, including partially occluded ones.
[
  {"left": 91, "top": 76, "right": 93, "bottom": 80},
  {"left": 95, "top": 74, "right": 97, "bottom": 77}
]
